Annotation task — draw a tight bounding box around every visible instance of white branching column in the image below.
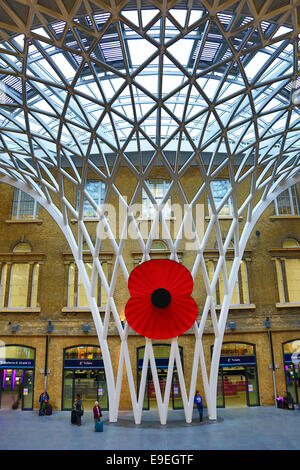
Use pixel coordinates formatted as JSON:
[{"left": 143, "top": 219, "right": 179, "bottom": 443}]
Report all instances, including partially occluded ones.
[{"left": 0, "top": 0, "right": 299, "bottom": 424}]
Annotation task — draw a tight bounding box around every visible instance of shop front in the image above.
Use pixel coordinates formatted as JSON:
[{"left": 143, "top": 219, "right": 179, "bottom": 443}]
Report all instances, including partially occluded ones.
[
  {"left": 216, "top": 342, "right": 260, "bottom": 408},
  {"left": 283, "top": 339, "right": 300, "bottom": 405},
  {"left": 0, "top": 345, "right": 35, "bottom": 410},
  {"left": 62, "top": 345, "right": 108, "bottom": 411},
  {"left": 137, "top": 344, "right": 183, "bottom": 410}
]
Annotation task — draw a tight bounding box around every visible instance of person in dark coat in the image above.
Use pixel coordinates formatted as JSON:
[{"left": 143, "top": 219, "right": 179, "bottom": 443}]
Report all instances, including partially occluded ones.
[
  {"left": 93, "top": 401, "right": 102, "bottom": 430},
  {"left": 194, "top": 390, "right": 203, "bottom": 422},
  {"left": 74, "top": 394, "right": 83, "bottom": 425},
  {"left": 285, "top": 392, "right": 295, "bottom": 410},
  {"left": 39, "top": 389, "right": 49, "bottom": 414}
]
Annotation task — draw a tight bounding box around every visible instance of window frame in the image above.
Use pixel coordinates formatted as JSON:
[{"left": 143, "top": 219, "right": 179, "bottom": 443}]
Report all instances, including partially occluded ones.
[
  {"left": 141, "top": 179, "right": 172, "bottom": 219},
  {"left": 67, "top": 261, "right": 108, "bottom": 309},
  {"left": 274, "top": 185, "right": 300, "bottom": 216},
  {"left": 205, "top": 254, "right": 252, "bottom": 308},
  {"left": 209, "top": 179, "right": 233, "bottom": 216},
  {"left": 12, "top": 188, "right": 39, "bottom": 220},
  {"left": 76, "top": 180, "right": 106, "bottom": 219}
]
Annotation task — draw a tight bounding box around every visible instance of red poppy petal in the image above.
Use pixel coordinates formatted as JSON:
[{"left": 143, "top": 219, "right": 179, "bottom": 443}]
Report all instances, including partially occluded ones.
[
  {"left": 166, "top": 263, "right": 193, "bottom": 297},
  {"left": 169, "top": 296, "right": 198, "bottom": 333},
  {"left": 128, "top": 259, "right": 193, "bottom": 298},
  {"left": 125, "top": 294, "right": 198, "bottom": 339}
]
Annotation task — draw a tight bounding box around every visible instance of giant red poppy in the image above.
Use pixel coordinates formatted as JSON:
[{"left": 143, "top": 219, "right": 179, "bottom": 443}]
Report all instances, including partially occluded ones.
[{"left": 125, "top": 259, "right": 198, "bottom": 339}]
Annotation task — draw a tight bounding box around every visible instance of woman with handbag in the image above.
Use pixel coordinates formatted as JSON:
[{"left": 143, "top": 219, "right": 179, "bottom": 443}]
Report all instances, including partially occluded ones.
[
  {"left": 93, "top": 401, "right": 102, "bottom": 430},
  {"left": 74, "top": 394, "right": 83, "bottom": 426}
]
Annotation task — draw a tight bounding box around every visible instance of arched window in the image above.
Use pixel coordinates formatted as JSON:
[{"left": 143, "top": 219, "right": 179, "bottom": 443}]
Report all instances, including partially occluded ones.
[
  {"left": 282, "top": 238, "right": 299, "bottom": 248},
  {"left": 150, "top": 240, "right": 168, "bottom": 250},
  {"left": 13, "top": 242, "right": 32, "bottom": 252}
]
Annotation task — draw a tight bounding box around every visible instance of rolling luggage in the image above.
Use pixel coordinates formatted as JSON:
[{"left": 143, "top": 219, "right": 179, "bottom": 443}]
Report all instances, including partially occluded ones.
[
  {"left": 45, "top": 403, "right": 52, "bottom": 415},
  {"left": 95, "top": 420, "right": 103, "bottom": 432},
  {"left": 71, "top": 409, "right": 77, "bottom": 424}
]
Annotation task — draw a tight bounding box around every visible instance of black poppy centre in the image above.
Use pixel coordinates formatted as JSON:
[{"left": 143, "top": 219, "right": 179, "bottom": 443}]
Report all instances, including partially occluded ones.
[{"left": 151, "top": 288, "right": 172, "bottom": 309}]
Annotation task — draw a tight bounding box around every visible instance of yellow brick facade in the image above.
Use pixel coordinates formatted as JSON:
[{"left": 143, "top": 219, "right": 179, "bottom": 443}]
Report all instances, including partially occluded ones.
[{"left": 0, "top": 172, "right": 300, "bottom": 412}]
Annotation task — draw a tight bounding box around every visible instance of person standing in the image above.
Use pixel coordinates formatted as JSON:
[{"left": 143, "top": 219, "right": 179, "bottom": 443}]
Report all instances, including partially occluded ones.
[
  {"left": 74, "top": 394, "right": 83, "bottom": 426},
  {"left": 93, "top": 401, "right": 102, "bottom": 430},
  {"left": 39, "top": 389, "right": 49, "bottom": 415},
  {"left": 194, "top": 390, "right": 203, "bottom": 422},
  {"left": 285, "top": 392, "right": 295, "bottom": 410}
]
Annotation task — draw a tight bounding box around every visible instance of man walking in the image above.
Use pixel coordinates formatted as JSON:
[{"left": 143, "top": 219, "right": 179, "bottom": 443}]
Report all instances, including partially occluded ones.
[{"left": 194, "top": 390, "right": 203, "bottom": 422}]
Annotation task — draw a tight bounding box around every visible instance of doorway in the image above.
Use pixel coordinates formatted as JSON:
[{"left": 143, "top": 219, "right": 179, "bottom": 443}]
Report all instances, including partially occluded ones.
[
  {"left": 283, "top": 340, "right": 300, "bottom": 405},
  {"left": 0, "top": 369, "right": 34, "bottom": 410},
  {"left": 62, "top": 368, "right": 108, "bottom": 411},
  {"left": 217, "top": 365, "right": 260, "bottom": 407},
  {"left": 138, "top": 368, "right": 183, "bottom": 410},
  {"left": 137, "top": 344, "right": 184, "bottom": 411}
]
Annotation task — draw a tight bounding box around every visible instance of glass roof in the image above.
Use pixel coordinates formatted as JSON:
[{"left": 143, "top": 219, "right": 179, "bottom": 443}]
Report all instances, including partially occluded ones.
[{"left": 0, "top": 3, "right": 299, "bottom": 176}]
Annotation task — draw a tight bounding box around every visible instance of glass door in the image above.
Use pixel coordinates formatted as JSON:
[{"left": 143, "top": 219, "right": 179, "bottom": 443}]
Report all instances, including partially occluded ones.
[
  {"left": 96, "top": 370, "right": 108, "bottom": 410},
  {"left": 62, "top": 370, "right": 74, "bottom": 409},
  {"left": 0, "top": 369, "right": 30, "bottom": 409},
  {"left": 137, "top": 369, "right": 150, "bottom": 410},
  {"left": 22, "top": 370, "right": 34, "bottom": 410},
  {"left": 74, "top": 369, "right": 98, "bottom": 411},
  {"left": 147, "top": 368, "right": 170, "bottom": 409},
  {"left": 245, "top": 366, "right": 260, "bottom": 406},
  {"left": 140, "top": 368, "right": 183, "bottom": 410},
  {"left": 285, "top": 364, "right": 299, "bottom": 404},
  {"left": 222, "top": 366, "right": 247, "bottom": 407},
  {"left": 217, "top": 369, "right": 225, "bottom": 407},
  {"left": 74, "top": 369, "right": 108, "bottom": 411},
  {"left": 172, "top": 371, "right": 183, "bottom": 409}
]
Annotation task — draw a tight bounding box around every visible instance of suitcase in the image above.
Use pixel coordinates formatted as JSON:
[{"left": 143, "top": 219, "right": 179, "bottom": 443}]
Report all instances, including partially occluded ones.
[
  {"left": 95, "top": 420, "right": 103, "bottom": 432},
  {"left": 45, "top": 403, "right": 52, "bottom": 416},
  {"left": 71, "top": 409, "right": 77, "bottom": 424}
]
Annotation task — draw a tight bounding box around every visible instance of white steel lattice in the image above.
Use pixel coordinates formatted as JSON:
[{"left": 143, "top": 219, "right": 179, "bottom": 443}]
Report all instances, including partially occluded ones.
[{"left": 0, "top": 0, "right": 300, "bottom": 423}]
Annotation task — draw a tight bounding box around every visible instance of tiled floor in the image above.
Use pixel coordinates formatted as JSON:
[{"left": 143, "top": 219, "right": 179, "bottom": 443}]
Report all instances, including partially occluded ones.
[{"left": 0, "top": 406, "right": 299, "bottom": 450}]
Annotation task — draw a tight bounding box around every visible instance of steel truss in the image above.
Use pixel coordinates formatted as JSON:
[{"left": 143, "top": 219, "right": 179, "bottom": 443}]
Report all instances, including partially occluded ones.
[{"left": 0, "top": 0, "right": 300, "bottom": 424}]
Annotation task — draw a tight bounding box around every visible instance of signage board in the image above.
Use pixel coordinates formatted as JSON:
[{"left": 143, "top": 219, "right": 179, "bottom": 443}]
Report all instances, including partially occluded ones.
[
  {"left": 64, "top": 359, "right": 104, "bottom": 369},
  {"left": 0, "top": 358, "right": 35, "bottom": 368},
  {"left": 219, "top": 355, "right": 256, "bottom": 366}
]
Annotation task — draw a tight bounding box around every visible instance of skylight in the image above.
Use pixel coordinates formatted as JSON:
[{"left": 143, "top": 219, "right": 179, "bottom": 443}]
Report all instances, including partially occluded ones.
[{"left": 0, "top": 4, "right": 297, "bottom": 160}]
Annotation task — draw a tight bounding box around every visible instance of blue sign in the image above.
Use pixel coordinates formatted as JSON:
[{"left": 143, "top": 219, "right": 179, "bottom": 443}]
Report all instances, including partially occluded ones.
[
  {"left": 0, "top": 358, "right": 35, "bottom": 369},
  {"left": 219, "top": 355, "right": 256, "bottom": 366},
  {"left": 64, "top": 359, "right": 104, "bottom": 369},
  {"left": 137, "top": 358, "right": 177, "bottom": 369},
  {"left": 284, "top": 353, "right": 300, "bottom": 364}
]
